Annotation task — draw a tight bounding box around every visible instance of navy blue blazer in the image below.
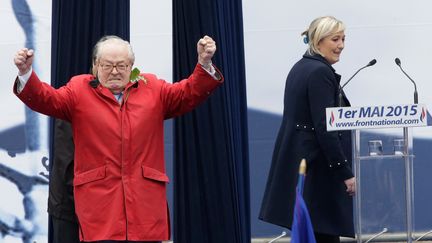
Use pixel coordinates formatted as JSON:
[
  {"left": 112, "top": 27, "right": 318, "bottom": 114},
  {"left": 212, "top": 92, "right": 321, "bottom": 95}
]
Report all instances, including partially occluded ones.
[{"left": 259, "top": 53, "right": 355, "bottom": 237}]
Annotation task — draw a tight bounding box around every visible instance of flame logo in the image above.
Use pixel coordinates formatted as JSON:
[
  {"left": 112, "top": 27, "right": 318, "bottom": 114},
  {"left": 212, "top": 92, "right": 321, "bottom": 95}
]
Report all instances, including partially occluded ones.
[
  {"left": 420, "top": 107, "right": 426, "bottom": 122},
  {"left": 329, "top": 111, "right": 335, "bottom": 126}
]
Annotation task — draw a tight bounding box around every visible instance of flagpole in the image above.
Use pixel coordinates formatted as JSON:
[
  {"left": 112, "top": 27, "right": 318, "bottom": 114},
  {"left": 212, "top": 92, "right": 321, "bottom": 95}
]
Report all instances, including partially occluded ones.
[
  {"left": 297, "top": 159, "right": 306, "bottom": 195},
  {"left": 291, "top": 158, "right": 316, "bottom": 243}
]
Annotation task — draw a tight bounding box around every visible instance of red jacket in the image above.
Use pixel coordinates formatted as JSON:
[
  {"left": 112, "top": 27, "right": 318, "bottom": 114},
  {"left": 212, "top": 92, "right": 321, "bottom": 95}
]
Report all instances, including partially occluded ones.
[{"left": 15, "top": 64, "right": 223, "bottom": 241}]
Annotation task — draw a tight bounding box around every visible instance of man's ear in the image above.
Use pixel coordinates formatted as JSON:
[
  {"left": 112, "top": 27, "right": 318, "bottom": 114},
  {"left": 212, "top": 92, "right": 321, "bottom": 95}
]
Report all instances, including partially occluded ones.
[{"left": 91, "top": 62, "right": 98, "bottom": 76}]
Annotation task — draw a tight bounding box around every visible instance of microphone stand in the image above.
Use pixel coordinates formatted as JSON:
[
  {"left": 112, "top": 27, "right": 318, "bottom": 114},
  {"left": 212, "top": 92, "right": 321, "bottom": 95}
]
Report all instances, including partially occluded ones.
[
  {"left": 338, "top": 59, "right": 376, "bottom": 106},
  {"left": 395, "top": 61, "right": 418, "bottom": 104},
  {"left": 268, "top": 231, "right": 286, "bottom": 243},
  {"left": 394, "top": 58, "right": 417, "bottom": 243},
  {"left": 338, "top": 66, "right": 368, "bottom": 107}
]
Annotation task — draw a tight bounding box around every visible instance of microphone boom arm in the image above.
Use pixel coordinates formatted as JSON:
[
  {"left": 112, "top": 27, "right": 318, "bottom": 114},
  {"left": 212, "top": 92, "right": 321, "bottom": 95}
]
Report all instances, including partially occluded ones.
[
  {"left": 397, "top": 65, "right": 418, "bottom": 104},
  {"left": 338, "top": 67, "right": 367, "bottom": 107},
  {"left": 338, "top": 59, "right": 376, "bottom": 106},
  {"left": 341, "top": 65, "right": 368, "bottom": 90}
]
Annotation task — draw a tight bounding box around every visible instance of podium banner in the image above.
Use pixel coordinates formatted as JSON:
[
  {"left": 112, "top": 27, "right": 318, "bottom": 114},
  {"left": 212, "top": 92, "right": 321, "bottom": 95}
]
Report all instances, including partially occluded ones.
[{"left": 326, "top": 104, "right": 428, "bottom": 131}]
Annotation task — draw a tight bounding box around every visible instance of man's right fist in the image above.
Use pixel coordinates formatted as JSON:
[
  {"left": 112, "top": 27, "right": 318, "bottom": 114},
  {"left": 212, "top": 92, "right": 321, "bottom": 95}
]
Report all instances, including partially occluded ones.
[{"left": 14, "top": 48, "right": 34, "bottom": 75}]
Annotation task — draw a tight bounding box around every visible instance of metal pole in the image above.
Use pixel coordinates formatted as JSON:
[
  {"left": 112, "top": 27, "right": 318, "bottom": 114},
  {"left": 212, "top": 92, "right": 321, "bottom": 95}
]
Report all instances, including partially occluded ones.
[
  {"left": 353, "top": 129, "right": 362, "bottom": 243},
  {"left": 403, "top": 127, "right": 414, "bottom": 243}
]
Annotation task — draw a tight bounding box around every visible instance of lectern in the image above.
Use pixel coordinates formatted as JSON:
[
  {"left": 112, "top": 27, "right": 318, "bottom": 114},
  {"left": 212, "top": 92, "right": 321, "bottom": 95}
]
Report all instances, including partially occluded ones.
[{"left": 326, "top": 104, "right": 429, "bottom": 243}]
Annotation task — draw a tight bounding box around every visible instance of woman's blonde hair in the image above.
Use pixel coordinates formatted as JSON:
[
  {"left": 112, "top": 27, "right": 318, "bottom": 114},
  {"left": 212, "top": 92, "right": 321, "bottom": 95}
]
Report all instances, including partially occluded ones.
[{"left": 302, "top": 16, "right": 345, "bottom": 56}]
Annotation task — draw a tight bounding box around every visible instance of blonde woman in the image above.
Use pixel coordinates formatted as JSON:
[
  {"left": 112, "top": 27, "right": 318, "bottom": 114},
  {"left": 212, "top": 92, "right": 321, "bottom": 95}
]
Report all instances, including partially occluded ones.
[{"left": 260, "top": 16, "right": 355, "bottom": 243}]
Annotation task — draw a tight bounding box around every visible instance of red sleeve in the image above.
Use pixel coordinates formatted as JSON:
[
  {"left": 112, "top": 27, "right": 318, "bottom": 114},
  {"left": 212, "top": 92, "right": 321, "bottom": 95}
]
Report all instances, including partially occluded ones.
[{"left": 160, "top": 63, "right": 224, "bottom": 119}]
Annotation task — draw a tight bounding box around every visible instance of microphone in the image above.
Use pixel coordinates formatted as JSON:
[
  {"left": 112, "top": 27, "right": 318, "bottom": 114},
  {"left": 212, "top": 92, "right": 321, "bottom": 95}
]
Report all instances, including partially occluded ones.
[
  {"left": 338, "top": 59, "right": 377, "bottom": 106},
  {"left": 268, "top": 231, "right": 287, "bottom": 243},
  {"left": 395, "top": 58, "right": 418, "bottom": 104}
]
